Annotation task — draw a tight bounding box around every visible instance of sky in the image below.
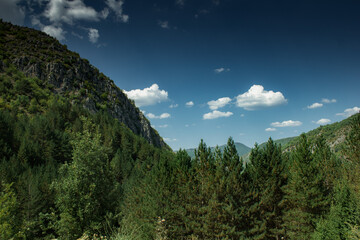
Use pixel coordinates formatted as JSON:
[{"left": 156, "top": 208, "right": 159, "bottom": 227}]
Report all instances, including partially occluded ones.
[{"left": 1, "top": 0, "right": 360, "bottom": 150}]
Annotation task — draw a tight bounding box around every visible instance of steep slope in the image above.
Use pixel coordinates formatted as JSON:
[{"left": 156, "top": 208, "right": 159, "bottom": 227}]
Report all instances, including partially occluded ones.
[
  {"left": 0, "top": 20, "right": 167, "bottom": 149},
  {"left": 282, "top": 113, "right": 358, "bottom": 154}
]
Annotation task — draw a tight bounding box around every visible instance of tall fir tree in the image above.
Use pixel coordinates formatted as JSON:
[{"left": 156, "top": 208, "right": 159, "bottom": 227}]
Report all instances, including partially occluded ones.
[
  {"left": 245, "top": 138, "right": 287, "bottom": 240},
  {"left": 283, "top": 134, "right": 332, "bottom": 239}
]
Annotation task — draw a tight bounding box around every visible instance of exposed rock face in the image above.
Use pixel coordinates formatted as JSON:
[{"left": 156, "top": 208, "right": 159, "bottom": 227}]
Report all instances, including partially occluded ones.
[{"left": 1, "top": 20, "right": 167, "bottom": 149}]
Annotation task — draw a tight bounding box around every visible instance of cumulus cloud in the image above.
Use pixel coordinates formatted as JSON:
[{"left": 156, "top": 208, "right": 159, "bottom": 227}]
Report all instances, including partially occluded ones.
[
  {"left": 44, "top": 0, "right": 99, "bottom": 25},
  {"left": 315, "top": 119, "right": 331, "bottom": 125},
  {"left": 322, "top": 98, "right": 337, "bottom": 104},
  {"left": 214, "top": 67, "right": 230, "bottom": 73},
  {"left": 336, "top": 107, "right": 360, "bottom": 117},
  {"left": 186, "top": 101, "right": 194, "bottom": 107},
  {"left": 208, "top": 97, "right": 232, "bottom": 110},
  {"left": 158, "top": 20, "right": 169, "bottom": 29},
  {"left": 105, "top": 0, "right": 129, "bottom": 22},
  {"left": 265, "top": 128, "right": 276, "bottom": 132},
  {"left": 42, "top": 25, "right": 66, "bottom": 41},
  {"left": 0, "top": 0, "right": 25, "bottom": 25},
  {"left": 123, "top": 84, "right": 168, "bottom": 107},
  {"left": 307, "top": 102, "right": 323, "bottom": 109},
  {"left": 271, "top": 120, "right": 302, "bottom": 127},
  {"left": 203, "top": 110, "right": 233, "bottom": 120},
  {"left": 236, "top": 85, "right": 287, "bottom": 110},
  {"left": 88, "top": 28, "right": 99, "bottom": 43},
  {"left": 146, "top": 113, "right": 171, "bottom": 119}
]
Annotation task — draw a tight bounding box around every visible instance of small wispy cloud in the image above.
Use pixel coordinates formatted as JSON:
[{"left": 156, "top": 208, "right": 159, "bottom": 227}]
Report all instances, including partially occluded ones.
[
  {"left": 208, "top": 97, "right": 231, "bottom": 110},
  {"left": 307, "top": 102, "right": 323, "bottom": 109},
  {"left": 336, "top": 107, "right": 360, "bottom": 117},
  {"left": 105, "top": 0, "right": 129, "bottom": 22},
  {"left": 203, "top": 110, "right": 233, "bottom": 120},
  {"left": 88, "top": 28, "right": 99, "bottom": 43},
  {"left": 158, "top": 20, "right": 170, "bottom": 29},
  {"left": 271, "top": 120, "right": 302, "bottom": 127},
  {"left": 169, "top": 104, "right": 178, "bottom": 108},
  {"left": 146, "top": 113, "right": 171, "bottom": 119},
  {"left": 265, "top": 128, "right": 277, "bottom": 132},
  {"left": 42, "top": 25, "right": 66, "bottom": 41},
  {"left": 186, "top": 101, "right": 194, "bottom": 107},
  {"left": 214, "top": 67, "right": 230, "bottom": 73},
  {"left": 322, "top": 98, "right": 337, "bottom": 104},
  {"left": 157, "top": 124, "right": 169, "bottom": 128},
  {"left": 315, "top": 118, "right": 331, "bottom": 125}
]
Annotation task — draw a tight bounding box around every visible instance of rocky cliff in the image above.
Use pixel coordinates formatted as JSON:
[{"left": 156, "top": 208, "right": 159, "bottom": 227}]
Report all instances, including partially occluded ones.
[{"left": 0, "top": 20, "right": 168, "bottom": 149}]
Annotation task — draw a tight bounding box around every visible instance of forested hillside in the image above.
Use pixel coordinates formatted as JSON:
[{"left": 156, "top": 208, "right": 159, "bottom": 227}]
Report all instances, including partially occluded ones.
[
  {"left": 1, "top": 20, "right": 360, "bottom": 240},
  {"left": 0, "top": 19, "right": 167, "bottom": 148}
]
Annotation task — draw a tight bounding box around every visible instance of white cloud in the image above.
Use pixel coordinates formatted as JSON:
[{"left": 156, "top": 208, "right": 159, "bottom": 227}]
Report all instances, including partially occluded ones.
[
  {"left": 44, "top": 0, "right": 99, "bottom": 25},
  {"left": 235, "top": 85, "right": 287, "bottom": 110},
  {"left": 42, "top": 25, "right": 66, "bottom": 41},
  {"left": 315, "top": 119, "right": 331, "bottom": 125},
  {"left": 203, "top": 110, "right": 233, "bottom": 120},
  {"left": 146, "top": 113, "right": 171, "bottom": 119},
  {"left": 336, "top": 107, "right": 360, "bottom": 117},
  {"left": 307, "top": 102, "right": 323, "bottom": 109},
  {"left": 208, "top": 97, "right": 231, "bottom": 110},
  {"left": 105, "top": 0, "right": 129, "bottom": 22},
  {"left": 186, "top": 101, "right": 194, "bottom": 107},
  {"left": 169, "top": 104, "right": 178, "bottom": 108},
  {"left": 214, "top": 67, "right": 230, "bottom": 73},
  {"left": 271, "top": 120, "right": 302, "bottom": 127},
  {"left": 322, "top": 98, "right": 337, "bottom": 104},
  {"left": 265, "top": 128, "right": 277, "bottom": 132},
  {"left": 0, "top": 0, "right": 25, "bottom": 25},
  {"left": 157, "top": 124, "right": 169, "bottom": 128},
  {"left": 88, "top": 28, "right": 99, "bottom": 43},
  {"left": 123, "top": 84, "right": 168, "bottom": 107},
  {"left": 158, "top": 20, "right": 169, "bottom": 29}
]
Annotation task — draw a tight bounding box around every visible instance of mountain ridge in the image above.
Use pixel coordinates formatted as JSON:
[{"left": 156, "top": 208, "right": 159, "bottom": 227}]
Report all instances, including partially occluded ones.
[
  {"left": 0, "top": 20, "right": 168, "bottom": 149},
  {"left": 185, "top": 114, "right": 357, "bottom": 160}
]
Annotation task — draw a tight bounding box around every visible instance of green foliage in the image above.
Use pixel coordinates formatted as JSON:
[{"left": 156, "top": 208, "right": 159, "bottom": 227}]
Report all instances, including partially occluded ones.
[
  {"left": 312, "top": 181, "right": 359, "bottom": 240},
  {"left": 54, "top": 117, "right": 116, "bottom": 239},
  {"left": 0, "top": 182, "right": 18, "bottom": 239},
  {"left": 245, "top": 138, "right": 287, "bottom": 240},
  {"left": 283, "top": 134, "right": 334, "bottom": 239}
]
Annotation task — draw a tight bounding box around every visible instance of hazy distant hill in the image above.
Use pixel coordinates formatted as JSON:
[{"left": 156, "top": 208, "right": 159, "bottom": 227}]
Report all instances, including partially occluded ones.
[
  {"left": 186, "top": 114, "right": 358, "bottom": 161},
  {"left": 185, "top": 142, "right": 252, "bottom": 159}
]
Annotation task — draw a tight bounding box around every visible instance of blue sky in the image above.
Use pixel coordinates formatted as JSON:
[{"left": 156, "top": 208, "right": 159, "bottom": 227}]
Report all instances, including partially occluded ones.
[{"left": 1, "top": 0, "right": 359, "bottom": 150}]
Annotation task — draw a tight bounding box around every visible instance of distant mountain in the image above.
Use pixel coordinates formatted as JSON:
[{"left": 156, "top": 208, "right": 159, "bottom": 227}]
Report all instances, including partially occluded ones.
[
  {"left": 186, "top": 113, "right": 358, "bottom": 161},
  {"left": 185, "top": 142, "right": 252, "bottom": 159},
  {"left": 0, "top": 20, "right": 168, "bottom": 149}
]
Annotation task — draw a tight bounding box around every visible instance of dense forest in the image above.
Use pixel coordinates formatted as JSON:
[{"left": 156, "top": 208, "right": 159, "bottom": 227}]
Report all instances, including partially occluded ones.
[{"left": 1, "top": 20, "right": 360, "bottom": 240}]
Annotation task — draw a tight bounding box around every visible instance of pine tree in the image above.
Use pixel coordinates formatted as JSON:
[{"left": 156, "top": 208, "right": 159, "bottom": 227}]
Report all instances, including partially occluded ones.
[
  {"left": 312, "top": 180, "right": 359, "bottom": 240},
  {"left": 246, "top": 138, "right": 287, "bottom": 240},
  {"left": 283, "top": 134, "right": 331, "bottom": 239}
]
